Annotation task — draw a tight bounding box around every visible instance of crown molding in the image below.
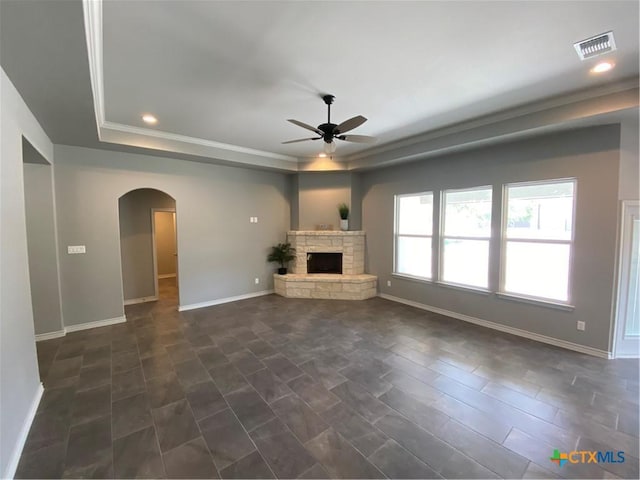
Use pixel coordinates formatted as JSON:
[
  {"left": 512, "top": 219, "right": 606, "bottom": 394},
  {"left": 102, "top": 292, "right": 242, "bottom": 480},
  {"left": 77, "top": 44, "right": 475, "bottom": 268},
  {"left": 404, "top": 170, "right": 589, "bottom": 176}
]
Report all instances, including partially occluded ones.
[
  {"left": 347, "top": 80, "right": 639, "bottom": 170},
  {"left": 82, "top": 0, "right": 299, "bottom": 169},
  {"left": 82, "top": 0, "right": 104, "bottom": 136},
  {"left": 346, "top": 78, "right": 639, "bottom": 165},
  {"left": 102, "top": 121, "right": 298, "bottom": 162}
]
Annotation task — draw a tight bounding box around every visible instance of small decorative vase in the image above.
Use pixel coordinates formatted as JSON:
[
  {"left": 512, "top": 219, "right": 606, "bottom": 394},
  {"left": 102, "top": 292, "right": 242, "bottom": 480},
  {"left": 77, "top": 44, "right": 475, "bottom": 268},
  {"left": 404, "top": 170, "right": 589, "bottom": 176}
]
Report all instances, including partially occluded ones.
[
  {"left": 340, "top": 219, "right": 348, "bottom": 231},
  {"left": 277, "top": 267, "right": 287, "bottom": 275}
]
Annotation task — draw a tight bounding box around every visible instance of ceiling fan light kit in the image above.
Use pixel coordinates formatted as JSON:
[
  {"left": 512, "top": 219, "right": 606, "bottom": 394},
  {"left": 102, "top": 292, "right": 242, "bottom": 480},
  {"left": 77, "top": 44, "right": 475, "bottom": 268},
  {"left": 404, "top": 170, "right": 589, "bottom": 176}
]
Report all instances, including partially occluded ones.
[{"left": 283, "top": 94, "right": 376, "bottom": 154}]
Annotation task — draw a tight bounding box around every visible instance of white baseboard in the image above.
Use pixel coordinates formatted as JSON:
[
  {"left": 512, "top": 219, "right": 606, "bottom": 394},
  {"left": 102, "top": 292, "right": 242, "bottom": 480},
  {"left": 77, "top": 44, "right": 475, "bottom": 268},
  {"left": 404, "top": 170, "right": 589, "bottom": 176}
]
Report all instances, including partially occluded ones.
[
  {"left": 179, "top": 290, "right": 274, "bottom": 312},
  {"left": 378, "top": 293, "right": 612, "bottom": 359},
  {"left": 124, "top": 296, "right": 158, "bottom": 306},
  {"left": 612, "top": 352, "right": 640, "bottom": 359},
  {"left": 34, "top": 316, "right": 127, "bottom": 344},
  {"left": 35, "top": 330, "right": 66, "bottom": 342},
  {"left": 3, "top": 382, "right": 44, "bottom": 479},
  {"left": 64, "top": 315, "right": 126, "bottom": 333},
  {"left": 158, "top": 273, "right": 176, "bottom": 279}
]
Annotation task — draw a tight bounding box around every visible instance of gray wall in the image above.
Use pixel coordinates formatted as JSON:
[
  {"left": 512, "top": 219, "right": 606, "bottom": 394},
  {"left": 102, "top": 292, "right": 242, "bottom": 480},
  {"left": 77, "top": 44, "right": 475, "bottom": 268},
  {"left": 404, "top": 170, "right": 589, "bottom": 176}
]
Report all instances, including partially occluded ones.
[
  {"left": 0, "top": 68, "right": 52, "bottom": 478},
  {"left": 297, "top": 172, "right": 352, "bottom": 230},
  {"left": 361, "top": 125, "right": 621, "bottom": 352},
  {"left": 119, "top": 189, "right": 175, "bottom": 301},
  {"left": 23, "top": 162, "right": 64, "bottom": 335},
  {"left": 619, "top": 113, "right": 639, "bottom": 201},
  {"left": 53, "top": 144, "right": 291, "bottom": 323}
]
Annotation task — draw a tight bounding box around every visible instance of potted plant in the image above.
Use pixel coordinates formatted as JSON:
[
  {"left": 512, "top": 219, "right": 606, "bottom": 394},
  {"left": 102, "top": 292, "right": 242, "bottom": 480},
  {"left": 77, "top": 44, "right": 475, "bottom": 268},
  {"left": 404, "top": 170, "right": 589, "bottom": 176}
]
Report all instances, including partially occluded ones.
[
  {"left": 267, "top": 242, "right": 296, "bottom": 275},
  {"left": 338, "top": 203, "right": 349, "bottom": 231}
]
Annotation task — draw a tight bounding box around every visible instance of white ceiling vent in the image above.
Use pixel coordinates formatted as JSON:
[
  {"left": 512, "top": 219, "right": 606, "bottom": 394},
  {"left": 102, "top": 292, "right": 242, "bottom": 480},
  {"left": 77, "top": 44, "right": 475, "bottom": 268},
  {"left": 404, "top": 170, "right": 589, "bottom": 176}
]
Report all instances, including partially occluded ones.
[{"left": 574, "top": 31, "right": 616, "bottom": 60}]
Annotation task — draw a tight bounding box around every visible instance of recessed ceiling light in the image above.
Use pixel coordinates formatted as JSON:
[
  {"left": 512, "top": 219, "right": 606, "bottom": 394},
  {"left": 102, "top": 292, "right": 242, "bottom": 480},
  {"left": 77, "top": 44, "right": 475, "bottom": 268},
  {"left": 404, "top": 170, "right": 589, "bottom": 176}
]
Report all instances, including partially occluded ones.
[
  {"left": 591, "top": 61, "right": 614, "bottom": 73},
  {"left": 142, "top": 114, "right": 158, "bottom": 124},
  {"left": 318, "top": 153, "right": 327, "bottom": 158}
]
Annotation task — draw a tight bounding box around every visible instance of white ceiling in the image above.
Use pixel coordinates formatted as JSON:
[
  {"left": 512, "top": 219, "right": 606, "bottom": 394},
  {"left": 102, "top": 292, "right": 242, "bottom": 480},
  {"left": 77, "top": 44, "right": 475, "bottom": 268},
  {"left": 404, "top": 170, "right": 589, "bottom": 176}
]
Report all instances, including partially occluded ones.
[
  {"left": 100, "top": 0, "right": 639, "bottom": 161},
  {"left": 1, "top": 0, "right": 638, "bottom": 171}
]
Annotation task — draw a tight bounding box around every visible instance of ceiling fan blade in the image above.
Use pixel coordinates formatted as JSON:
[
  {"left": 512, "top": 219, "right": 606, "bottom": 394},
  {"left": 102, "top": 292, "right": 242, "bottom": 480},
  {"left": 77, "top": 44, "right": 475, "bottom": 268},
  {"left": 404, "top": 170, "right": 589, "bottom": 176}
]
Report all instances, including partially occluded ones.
[
  {"left": 281, "top": 137, "right": 320, "bottom": 144},
  {"left": 339, "top": 134, "right": 377, "bottom": 144},
  {"left": 334, "top": 115, "right": 367, "bottom": 134},
  {"left": 287, "top": 119, "right": 323, "bottom": 135}
]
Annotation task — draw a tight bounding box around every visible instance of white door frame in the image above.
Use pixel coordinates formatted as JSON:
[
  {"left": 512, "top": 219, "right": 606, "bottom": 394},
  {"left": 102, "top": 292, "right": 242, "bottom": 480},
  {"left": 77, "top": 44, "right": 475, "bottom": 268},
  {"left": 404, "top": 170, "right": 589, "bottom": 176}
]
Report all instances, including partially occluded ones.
[
  {"left": 151, "top": 208, "right": 177, "bottom": 299},
  {"left": 613, "top": 200, "right": 640, "bottom": 358}
]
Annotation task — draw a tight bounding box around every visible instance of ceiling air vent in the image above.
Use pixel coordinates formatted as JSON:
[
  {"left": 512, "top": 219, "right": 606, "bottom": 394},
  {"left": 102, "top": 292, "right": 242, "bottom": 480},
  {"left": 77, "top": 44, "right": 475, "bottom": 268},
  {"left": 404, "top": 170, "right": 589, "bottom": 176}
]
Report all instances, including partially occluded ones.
[{"left": 574, "top": 31, "right": 616, "bottom": 60}]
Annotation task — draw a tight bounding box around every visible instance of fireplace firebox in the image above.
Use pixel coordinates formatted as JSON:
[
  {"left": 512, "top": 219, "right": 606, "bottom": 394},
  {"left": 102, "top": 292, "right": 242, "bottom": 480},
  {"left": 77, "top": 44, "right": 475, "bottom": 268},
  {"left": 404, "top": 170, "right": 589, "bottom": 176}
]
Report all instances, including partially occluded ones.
[{"left": 307, "top": 253, "right": 342, "bottom": 274}]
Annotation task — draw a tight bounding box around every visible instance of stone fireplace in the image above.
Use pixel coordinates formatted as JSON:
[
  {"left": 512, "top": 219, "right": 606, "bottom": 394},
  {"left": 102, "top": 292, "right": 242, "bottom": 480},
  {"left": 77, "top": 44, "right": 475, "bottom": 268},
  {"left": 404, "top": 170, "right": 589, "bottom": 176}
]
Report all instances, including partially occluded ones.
[{"left": 274, "top": 231, "right": 377, "bottom": 300}]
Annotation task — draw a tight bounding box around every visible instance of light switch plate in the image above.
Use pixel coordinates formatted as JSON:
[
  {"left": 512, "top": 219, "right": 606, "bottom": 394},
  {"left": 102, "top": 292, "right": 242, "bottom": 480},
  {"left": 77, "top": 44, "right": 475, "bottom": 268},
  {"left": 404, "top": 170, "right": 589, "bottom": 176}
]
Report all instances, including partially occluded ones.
[{"left": 68, "top": 245, "right": 86, "bottom": 254}]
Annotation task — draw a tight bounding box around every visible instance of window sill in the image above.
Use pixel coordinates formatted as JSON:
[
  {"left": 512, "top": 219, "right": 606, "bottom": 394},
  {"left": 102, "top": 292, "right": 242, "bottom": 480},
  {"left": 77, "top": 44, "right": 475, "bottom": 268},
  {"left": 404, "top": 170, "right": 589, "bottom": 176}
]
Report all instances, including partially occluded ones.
[
  {"left": 435, "top": 281, "right": 491, "bottom": 295},
  {"left": 391, "top": 273, "right": 433, "bottom": 284},
  {"left": 496, "top": 292, "right": 575, "bottom": 311}
]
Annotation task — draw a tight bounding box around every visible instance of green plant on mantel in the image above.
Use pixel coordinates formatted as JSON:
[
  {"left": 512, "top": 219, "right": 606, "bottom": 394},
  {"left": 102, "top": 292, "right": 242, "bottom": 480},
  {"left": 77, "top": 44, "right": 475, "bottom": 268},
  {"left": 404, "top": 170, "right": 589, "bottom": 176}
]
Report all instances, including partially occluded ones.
[
  {"left": 267, "top": 242, "right": 296, "bottom": 275},
  {"left": 338, "top": 203, "right": 349, "bottom": 220}
]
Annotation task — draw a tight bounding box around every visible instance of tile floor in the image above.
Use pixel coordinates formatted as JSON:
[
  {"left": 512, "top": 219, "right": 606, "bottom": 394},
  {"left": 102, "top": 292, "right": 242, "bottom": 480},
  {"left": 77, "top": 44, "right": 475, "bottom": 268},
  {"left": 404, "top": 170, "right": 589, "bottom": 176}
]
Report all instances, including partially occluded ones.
[{"left": 16, "top": 278, "right": 640, "bottom": 478}]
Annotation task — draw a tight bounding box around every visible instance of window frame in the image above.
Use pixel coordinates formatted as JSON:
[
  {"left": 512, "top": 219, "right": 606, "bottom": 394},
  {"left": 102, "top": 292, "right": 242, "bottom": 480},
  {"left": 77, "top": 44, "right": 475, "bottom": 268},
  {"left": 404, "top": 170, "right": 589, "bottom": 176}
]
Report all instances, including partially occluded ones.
[
  {"left": 393, "top": 191, "right": 434, "bottom": 281},
  {"left": 439, "top": 185, "right": 493, "bottom": 290},
  {"left": 499, "top": 177, "right": 577, "bottom": 305}
]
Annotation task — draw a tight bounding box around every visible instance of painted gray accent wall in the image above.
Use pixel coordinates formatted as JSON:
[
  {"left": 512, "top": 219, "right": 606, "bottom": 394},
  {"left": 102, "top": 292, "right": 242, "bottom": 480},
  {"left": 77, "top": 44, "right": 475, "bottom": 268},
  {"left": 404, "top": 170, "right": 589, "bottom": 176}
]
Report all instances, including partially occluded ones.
[
  {"left": 362, "top": 125, "right": 621, "bottom": 352},
  {"left": 297, "top": 172, "right": 352, "bottom": 230},
  {"left": 350, "top": 173, "right": 363, "bottom": 231},
  {"left": 119, "top": 189, "right": 175, "bottom": 301},
  {"left": 289, "top": 174, "right": 299, "bottom": 231},
  {"left": 619, "top": 113, "right": 639, "bottom": 200},
  {"left": 53, "top": 144, "right": 291, "bottom": 322},
  {"left": 23, "top": 162, "right": 64, "bottom": 335},
  {"left": 0, "top": 68, "right": 52, "bottom": 478}
]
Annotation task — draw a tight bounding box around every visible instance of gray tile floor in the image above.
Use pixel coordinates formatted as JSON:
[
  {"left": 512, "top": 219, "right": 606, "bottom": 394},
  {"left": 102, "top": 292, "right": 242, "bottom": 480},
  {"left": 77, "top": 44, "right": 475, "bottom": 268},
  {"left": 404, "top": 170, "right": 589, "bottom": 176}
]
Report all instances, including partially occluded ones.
[{"left": 16, "top": 278, "right": 640, "bottom": 478}]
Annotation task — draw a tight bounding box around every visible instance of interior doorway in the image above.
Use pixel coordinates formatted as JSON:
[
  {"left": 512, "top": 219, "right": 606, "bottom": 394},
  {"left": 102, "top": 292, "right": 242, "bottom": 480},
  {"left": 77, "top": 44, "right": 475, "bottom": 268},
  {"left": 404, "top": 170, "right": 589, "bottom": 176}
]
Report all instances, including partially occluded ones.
[
  {"left": 152, "top": 208, "right": 178, "bottom": 304},
  {"left": 614, "top": 200, "right": 639, "bottom": 358},
  {"left": 118, "top": 188, "right": 178, "bottom": 308}
]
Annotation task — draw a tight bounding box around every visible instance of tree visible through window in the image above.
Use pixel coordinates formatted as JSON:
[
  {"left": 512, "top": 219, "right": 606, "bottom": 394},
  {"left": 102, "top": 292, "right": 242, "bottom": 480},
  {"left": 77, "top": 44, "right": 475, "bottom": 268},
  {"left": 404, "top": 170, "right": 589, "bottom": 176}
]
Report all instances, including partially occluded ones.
[
  {"left": 394, "top": 192, "right": 433, "bottom": 279},
  {"left": 502, "top": 179, "right": 575, "bottom": 302},
  {"left": 441, "top": 186, "right": 492, "bottom": 288}
]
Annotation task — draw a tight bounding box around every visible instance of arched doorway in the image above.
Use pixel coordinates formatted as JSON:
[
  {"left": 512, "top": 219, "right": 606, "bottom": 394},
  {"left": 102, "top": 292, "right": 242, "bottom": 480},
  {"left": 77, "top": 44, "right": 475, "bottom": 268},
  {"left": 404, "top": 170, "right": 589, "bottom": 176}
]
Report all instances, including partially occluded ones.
[{"left": 118, "top": 188, "right": 179, "bottom": 311}]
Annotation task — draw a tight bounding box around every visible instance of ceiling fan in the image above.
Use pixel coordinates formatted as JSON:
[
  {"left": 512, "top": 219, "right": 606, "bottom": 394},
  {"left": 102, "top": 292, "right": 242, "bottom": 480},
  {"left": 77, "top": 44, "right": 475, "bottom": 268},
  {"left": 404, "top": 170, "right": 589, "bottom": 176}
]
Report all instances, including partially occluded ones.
[{"left": 283, "top": 94, "right": 376, "bottom": 154}]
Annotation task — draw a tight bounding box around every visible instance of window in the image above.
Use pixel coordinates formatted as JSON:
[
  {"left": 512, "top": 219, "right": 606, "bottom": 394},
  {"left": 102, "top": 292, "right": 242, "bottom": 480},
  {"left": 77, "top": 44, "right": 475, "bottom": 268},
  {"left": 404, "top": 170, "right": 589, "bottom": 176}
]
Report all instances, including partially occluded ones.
[
  {"left": 502, "top": 179, "right": 575, "bottom": 302},
  {"left": 441, "top": 186, "right": 492, "bottom": 288},
  {"left": 394, "top": 192, "right": 433, "bottom": 279}
]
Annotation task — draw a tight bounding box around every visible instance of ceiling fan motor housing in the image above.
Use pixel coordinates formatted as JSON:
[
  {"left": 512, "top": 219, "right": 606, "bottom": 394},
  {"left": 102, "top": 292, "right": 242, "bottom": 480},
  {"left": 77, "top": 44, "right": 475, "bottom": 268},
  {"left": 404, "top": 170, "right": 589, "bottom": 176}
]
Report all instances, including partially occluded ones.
[{"left": 318, "top": 123, "right": 338, "bottom": 143}]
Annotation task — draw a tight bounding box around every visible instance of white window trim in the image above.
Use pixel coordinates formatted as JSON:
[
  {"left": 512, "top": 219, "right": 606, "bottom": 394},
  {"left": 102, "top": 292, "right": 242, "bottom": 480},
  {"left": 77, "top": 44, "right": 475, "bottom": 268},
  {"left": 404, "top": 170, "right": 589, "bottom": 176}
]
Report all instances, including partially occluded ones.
[
  {"left": 499, "top": 177, "right": 577, "bottom": 305},
  {"left": 439, "top": 185, "right": 493, "bottom": 289},
  {"left": 393, "top": 191, "right": 434, "bottom": 280}
]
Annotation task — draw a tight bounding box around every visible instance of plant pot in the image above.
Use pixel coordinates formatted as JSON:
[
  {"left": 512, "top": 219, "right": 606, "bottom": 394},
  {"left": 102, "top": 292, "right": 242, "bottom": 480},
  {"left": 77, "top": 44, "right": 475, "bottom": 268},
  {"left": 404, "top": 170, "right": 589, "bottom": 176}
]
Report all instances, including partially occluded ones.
[
  {"left": 277, "top": 267, "right": 287, "bottom": 275},
  {"left": 340, "top": 219, "right": 349, "bottom": 231}
]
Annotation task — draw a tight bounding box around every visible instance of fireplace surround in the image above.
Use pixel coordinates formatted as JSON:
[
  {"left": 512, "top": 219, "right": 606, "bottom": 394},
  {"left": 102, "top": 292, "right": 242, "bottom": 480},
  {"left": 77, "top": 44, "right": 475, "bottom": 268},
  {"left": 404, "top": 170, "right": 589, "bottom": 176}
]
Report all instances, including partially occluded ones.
[{"left": 273, "top": 231, "right": 377, "bottom": 300}]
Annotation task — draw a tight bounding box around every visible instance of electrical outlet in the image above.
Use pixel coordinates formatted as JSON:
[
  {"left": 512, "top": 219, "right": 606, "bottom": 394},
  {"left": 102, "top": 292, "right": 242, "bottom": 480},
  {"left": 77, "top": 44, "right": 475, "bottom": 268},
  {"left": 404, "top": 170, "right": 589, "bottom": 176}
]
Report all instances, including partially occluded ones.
[
  {"left": 254, "top": 216, "right": 258, "bottom": 223},
  {"left": 577, "top": 321, "right": 586, "bottom": 331},
  {"left": 67, "top": 245, "right": 86, "bottom": 254},
  {"left": 387, "top": 280, "right": 391, "bottom": 287},
  {"left": 255, "top": 278, "right": 260, "bottom": 284}
]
